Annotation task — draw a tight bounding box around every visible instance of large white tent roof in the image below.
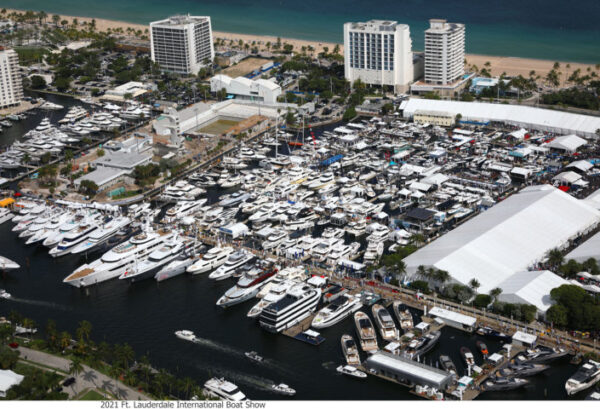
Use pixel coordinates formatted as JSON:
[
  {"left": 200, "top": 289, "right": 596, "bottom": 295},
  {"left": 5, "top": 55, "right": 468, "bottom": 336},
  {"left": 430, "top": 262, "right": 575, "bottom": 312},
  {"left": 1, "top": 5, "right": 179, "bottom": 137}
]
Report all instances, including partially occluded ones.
[
  {"left": 404, "top": 185, "right": 600, "bottom": 294},
  {"left": 497, "top": 270, "right": 567, "bottom": 312},
  {"left": 565, "top": 230, "right": 600, "bottom": 263},
  {"left": 400, "top": 99, "right": 600, "bottom": 138}
]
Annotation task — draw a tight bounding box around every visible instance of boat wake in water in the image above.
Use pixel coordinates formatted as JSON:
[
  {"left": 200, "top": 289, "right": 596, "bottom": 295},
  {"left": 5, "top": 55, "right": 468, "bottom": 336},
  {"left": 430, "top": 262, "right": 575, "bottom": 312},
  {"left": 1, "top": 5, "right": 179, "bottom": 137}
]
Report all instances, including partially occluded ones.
[
  {"left": 191, "top": 336, "right": 294, "bottom": 376},
  {"left": 191, "top": 336, "right": 245, "bottom": 357},
  {"left": 7, "top": 297, "right": 71, "bottom": 311},
  {"left": 321, "top": 361, "right": 338, "bottom": 371}
]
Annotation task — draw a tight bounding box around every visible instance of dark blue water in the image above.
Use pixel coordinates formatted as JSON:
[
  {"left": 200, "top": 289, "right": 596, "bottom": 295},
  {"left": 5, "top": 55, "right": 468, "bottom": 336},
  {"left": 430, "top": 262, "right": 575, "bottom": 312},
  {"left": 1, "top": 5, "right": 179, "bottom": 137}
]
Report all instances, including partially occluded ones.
[{"left": 3, "top": 0, "right": 600, "bottom": 62}]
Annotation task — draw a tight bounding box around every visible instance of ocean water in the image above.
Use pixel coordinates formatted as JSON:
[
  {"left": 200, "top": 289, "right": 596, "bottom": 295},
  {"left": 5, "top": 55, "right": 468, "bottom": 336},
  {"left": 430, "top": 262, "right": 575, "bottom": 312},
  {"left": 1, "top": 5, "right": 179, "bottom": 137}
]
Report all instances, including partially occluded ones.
[{"left": 2, "top": 0, "right": 600, "bottom": 63}]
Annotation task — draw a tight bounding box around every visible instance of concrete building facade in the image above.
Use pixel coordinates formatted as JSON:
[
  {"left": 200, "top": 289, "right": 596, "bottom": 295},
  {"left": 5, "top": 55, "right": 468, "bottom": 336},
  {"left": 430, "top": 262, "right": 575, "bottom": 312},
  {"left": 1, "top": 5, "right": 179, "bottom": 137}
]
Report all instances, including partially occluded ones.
[
  {"left": 343, "top": 20, "right": 414, "bottom": 92},
  {"left": 150, "top": 15, "right": 214, "bottom": 75},
  {"left": 0, "top": 47, "right": 23, "bottom": 109},
  {"left": 210, "top": 75, "right": 282, "bottom": 104},
  {"left": 424, "top": 19, "right": 465, "bottom": 85}
]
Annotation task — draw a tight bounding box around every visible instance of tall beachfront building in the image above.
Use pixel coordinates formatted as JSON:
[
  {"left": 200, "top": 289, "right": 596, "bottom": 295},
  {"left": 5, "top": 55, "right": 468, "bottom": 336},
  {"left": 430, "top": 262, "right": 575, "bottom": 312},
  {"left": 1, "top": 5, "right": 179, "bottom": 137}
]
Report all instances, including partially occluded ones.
[
  {"left": 0, "top": 47, "right": 23, "bottom": 109},
  {"left": 343, "top": 20, "right": 414, "bottom": 92},
  {"left": 150, "top": 15, "right": 214, "bottom": 75},
  {"left": 424, "top": 19, "right": 465, "bottom": 85}
]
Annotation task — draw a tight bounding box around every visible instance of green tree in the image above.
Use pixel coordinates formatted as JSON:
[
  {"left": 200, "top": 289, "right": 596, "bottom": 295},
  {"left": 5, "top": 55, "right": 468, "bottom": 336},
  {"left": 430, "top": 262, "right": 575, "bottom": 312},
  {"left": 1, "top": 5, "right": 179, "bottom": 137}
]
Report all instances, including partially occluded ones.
[
  {"left": 546, "top": 304, "right": 569, "bottom": 327},
  {"left": 489, "top": 287, "right": 503, "bottom": 300},
  {"left": 469, "top": 278, "right": 480, "bottom": 293},
  {"left": 69, "top": 357, "right": 84, "bottom": 379},
  {"left": 30, "top": 75, "right": 46, "bottom": 89},
  {"left": 0, "top": 346, "right": 19, "bottom": 369},
  {"left": 79, "top": 180, "right": 99, "bottom": 196},
  {"left": 96, "top": 148, "right": 105, "bottom": 157},
  {"left": 473, "top": 294, "right": 492, "bottom": 308},
  {"left": 548, "top": 248, "right": 564, "bottom": 269},
  {"left": 342, "top": 106, "right": 356, "bottom": 122},
  {"left": 59, "top": 331, "right": 71, "bottom": 351}
]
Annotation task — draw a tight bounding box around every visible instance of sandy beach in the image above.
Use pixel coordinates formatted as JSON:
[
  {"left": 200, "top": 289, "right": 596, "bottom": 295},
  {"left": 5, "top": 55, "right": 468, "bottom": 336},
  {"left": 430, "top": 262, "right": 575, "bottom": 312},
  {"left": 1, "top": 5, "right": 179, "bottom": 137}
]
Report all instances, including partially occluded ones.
[{"left": 5, "top": 8, "right": 598, "bottom": 83}]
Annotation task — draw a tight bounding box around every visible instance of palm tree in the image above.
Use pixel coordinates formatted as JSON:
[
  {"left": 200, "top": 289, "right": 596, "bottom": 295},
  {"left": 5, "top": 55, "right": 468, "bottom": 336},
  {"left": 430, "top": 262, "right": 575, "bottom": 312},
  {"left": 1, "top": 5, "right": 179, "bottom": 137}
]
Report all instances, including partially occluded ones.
[
  {"left": 76, "top": 320, "right": 92, "bottom": 343},
  {"left": 489, "top": 287, "right": 503, "bottom": 300},
  {"left": 434, "top": 269, "right": 450, "bottom": 290},
  {"left": 59, "top": 331, "right": 72, "bottom": 352},
  {"left": 548, "top": 248, "right": 564, "bottom": 269},
  {"left": 69, "top": 357, "right": 84, "bottom": 391},
  {"left": 469, "top": 278, "right": 480, "bottom": 293},
  {"left": 120, "top": 343, "right": 135, "bottom": 370},
  {"left": 109, "top": 365, "right": 122, "bottom": 398},
  {"left": 416, "top": 265, "right": 426, "bottom": 279},
  {"left": 181, "top": 376, "right": 195, "bottom": 399},
  {"left": 45, "top": 319, "right": 58, "bottom": 351}
]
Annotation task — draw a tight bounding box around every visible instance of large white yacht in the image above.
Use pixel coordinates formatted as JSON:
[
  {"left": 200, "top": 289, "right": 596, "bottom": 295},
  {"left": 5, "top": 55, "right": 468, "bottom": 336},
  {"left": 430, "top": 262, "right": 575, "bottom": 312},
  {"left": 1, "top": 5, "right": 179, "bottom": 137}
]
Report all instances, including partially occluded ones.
[
  {"left": 216, "top": 264, "right": 278, "bottom": 308},
  {"left": 372, "top": 304, "right": 399, "bottom": 341},
  {"left": 311, "top": 294, "right": 362, "bottom": 329},
  {"left": 70, "top": 216, "right": 132, "bottom": 254},
  {"left": 0, "top": 255, "right": 19, "bottom": 270},
  {"left": 247, "top": 279, "right": 297, "bottom": 318},
  {"left": 48, "top": 222, "right": 100, "bottom": 257},
  {"left": 63, "top": 228, "right": 174, "bottom": 287},
  {"left": 0, "top": 208, "right": 14, "bottom": 225},
  {"left": 155, "top": 254, "right": 196, "bottom": 282},
  {"left": 186, "top": 246, "right": 234, "bottom": 275},
  {"left": 354, "top": 311, "right": 378, "bottom": 353},
  {"left": 162, "top": 199, "right": 206, "bottom": 223},
  {"left": 259, "top": 283, "right": 321, "bottom": 333},
  {"left": 208, "top": 251, "right": 255, "bottom": 281},
  {"left": 566, "top": 360, "right": 600, "bottom": 395},
  {"left": 119, "top": 236, "right": 187, "bottom": 282},
  {"left": 42, "top": 213, "right": 98, "bottom": 248},
  {"left": 203, "top": 378, "right": 246, "bottom": 401}
]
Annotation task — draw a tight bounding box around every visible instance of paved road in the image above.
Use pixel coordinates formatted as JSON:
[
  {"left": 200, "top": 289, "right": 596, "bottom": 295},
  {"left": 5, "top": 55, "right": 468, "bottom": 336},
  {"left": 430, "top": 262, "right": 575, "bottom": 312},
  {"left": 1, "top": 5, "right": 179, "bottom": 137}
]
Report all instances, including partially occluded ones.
[{"left": 18, "top": 346, "right": 150, "bottom": 400}]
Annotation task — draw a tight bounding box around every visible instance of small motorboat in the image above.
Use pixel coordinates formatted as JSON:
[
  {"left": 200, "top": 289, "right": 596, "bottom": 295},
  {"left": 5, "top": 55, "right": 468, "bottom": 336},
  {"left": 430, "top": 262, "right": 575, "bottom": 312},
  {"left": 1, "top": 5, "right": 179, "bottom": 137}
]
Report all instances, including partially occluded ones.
[
  {"left": 271, "top": 383, "right": 296, "bottom": 396},
  {"left": 336, "top": 365, "right": 367, "bottom": 379},
  {"left": 245, "top": 351, "right": 264, "bottom": 363},
  {"left": 476, "top": 340, "right": 489, "bottom": 357},
  {"left": 482, "top": 376, "right": 529, "bottom": 392},
  {"left": 476, "top": 326, "right": 511, "bottom": 343},
  {"left": 0, "top": 289, "right": 11, "bottom": 299},
  {"left": 175, "top": 330, "right": 196, "bottom": 342},
  {"left": 461, "top": 347, "right": 475, "bottom": 366},
  {"left": 439, "top": 355, "right": 457, "bottom": 375}
]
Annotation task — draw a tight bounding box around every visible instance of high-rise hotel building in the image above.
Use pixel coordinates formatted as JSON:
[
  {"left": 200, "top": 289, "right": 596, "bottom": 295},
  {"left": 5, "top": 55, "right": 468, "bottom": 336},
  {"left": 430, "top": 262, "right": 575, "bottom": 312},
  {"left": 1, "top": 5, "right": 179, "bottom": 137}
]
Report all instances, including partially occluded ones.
[
  {"left": 424, "top": 19, "right": 465, "bottom": 85},
  {"left": 343, "top": 20, "right": 414, "bottom": 91},
  {"left": 0, "top": 47, "right": 23, "bottom": 109},
  {"left": 150, "top": 15, "right": 214, "bottom": 75}
]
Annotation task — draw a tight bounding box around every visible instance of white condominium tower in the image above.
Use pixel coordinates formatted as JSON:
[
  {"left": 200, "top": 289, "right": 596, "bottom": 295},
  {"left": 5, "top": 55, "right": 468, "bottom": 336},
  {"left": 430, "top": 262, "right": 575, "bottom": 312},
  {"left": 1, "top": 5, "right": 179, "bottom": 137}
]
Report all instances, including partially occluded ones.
[
  {"left": 344, "top": 20, "right": 414, "bottom": 91},
  {"left": 424, "top": 19, "right": 465, "bottom": 85},
  {"left": 0, "top": 47, "right": 23, "bottom": 109},
  {"left": 150, "top": 14, "right": 214, "bottom": 75}
]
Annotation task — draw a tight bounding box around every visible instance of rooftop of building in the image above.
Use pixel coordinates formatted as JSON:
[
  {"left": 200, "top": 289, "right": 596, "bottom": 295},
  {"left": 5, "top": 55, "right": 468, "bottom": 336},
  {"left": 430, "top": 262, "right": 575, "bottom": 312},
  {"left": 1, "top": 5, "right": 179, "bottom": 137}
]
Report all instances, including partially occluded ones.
[
  {"left": 346, "top": 20, "right": 409, "bottom": 31},
  {"left": 426, "top": 18, "right": 465, "bottom": 33},
  {"left": 150, "top": 14, "right": 210, "bottom": 28}
]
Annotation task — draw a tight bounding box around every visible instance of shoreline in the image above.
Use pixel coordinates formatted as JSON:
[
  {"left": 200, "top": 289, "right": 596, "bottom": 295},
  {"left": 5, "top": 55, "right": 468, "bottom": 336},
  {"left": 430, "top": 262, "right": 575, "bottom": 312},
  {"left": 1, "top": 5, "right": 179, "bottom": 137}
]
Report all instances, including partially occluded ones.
[{"left": 4, "top": 8, "right": 598, "bottom": 82}]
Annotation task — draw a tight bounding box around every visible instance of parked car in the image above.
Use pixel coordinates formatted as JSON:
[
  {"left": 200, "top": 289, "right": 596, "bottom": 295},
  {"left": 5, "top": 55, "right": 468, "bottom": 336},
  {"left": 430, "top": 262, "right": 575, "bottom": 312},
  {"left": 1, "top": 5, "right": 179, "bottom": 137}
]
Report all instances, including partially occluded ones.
[{"left": 62, "top": 377, "right": 76, "bottom": 387}]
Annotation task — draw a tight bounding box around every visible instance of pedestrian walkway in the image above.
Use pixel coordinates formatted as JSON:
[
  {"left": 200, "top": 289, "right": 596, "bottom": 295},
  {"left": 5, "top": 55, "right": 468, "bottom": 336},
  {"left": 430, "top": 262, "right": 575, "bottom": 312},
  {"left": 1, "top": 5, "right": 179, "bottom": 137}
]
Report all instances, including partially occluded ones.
[{"left": 17, "top": 346, "right": 150, "bottom": 400}]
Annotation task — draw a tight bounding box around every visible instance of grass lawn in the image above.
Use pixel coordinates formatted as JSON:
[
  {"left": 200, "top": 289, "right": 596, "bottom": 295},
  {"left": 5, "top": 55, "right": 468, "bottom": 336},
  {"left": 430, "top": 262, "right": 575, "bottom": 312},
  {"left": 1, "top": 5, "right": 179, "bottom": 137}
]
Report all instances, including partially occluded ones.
[{"left": 79, "top": 389, "right": 108, "bottom": 400}]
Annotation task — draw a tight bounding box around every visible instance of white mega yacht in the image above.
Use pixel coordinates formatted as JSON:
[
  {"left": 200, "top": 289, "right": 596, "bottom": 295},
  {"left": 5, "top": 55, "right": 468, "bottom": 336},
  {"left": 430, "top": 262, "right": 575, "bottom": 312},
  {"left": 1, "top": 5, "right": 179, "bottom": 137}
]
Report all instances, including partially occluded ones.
[
  {"left": 186, "top": 246, "right": 234, "bottom": 275},
  {"left": 63, "top": 228, "right": 174, "bottom": 287}
]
